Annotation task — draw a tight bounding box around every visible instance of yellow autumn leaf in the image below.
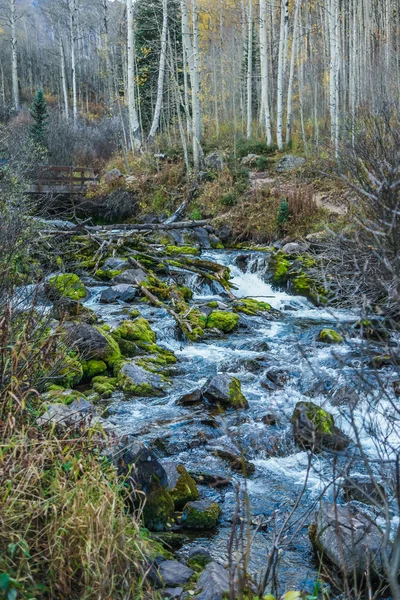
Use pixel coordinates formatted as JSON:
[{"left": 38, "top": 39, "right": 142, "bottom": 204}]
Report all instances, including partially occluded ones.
[{"left": 282, "top": 592, "right": 302, "bottom": 600}]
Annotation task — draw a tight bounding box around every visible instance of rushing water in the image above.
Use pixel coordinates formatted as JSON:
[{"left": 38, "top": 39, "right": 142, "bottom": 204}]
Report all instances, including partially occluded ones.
[{"left": 82, "top": 250, "right": 399, "bottom": 591}]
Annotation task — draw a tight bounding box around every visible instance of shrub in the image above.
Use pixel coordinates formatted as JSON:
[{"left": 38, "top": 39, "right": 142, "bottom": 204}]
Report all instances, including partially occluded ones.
[
  {"left": 236, "top": 138, "right": 278, "bottom": 159},
  {"left": 277, "top": 198, "right": 289, "bottom": 230}
]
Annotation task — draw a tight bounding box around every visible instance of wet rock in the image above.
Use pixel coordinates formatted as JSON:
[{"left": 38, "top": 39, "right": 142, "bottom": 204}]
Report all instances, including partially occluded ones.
[
  {"left": 177, "top": 388, "right": 203, "bottom": 405},
  {"left": 188, "top": 546, "right": 212, "bottom": 567},
  {"left": 370, "top": 353, "right": 400, "bottom": 369},
  {"left": 330, "top": 386, "right": 360, "bottom": 409},
  {"left": 103, "top": 168, "right": 124, "bottom": 185},
  {"left": 37, "top": 402, "right": 117, "bottom": 434},
  {"left": 242, "top": 358, "right": 264, "bottom": 373},
  {"left": 164, "top": 588, "right": 185, "bottom": 599},
  {"left": 100, "top": 284, "right": 138, "bottom": 304},
  {"left": 281, "top": 242, "right": 308, "bottom": 255},
  {"left": 354, "top": 319, "right": 390, "bottom": 342},
  {"left": 251, "top": 340, "right": 270, "bottom": 352},
  {"left": 192, "top": 227, "right": 212, "bottom": 249},
  {"left": 394, "top": 380, "right": 400, "bottom": 396},
  {"left": 291, "top": 401, "right": 350, "bottom": 452},
  {"left": 159, "top": 560, "right": 194, "bottom": 587},
  {"left": 102, "top": 257, "right": 128, "bottom": 271},
  {"left": 203, "top": 374, "right": 248, "bottom": 409},
  {"left": 189, "top": 472, "right": 232, "bottom": 488},
  {"left": 342, "top": 476, "right": 386, "bottom": 506},
  {"left": 109, "top": 437, "right": 174, "bottom": 531},
  {"left": 110, "top": 268, "right": 147, "bottom": 285},
  {"left": 275, "top": 154, "right": 306, "bottom": 172},
  {"left": 235, "top": 254, "right": 249, "bottom": 273},
  {"left": 195, "top": 561, "right": 229, "bottom": 600},
  {"left": 118, "top": 361, "right": 167, "bottom": 396},
  {"left": 182, "top": 500, "right": 221, "bottom": 530},
  {"left": 163, "top": 462, "right": 200, "bottom": 509},
  {"left": 214, "top": 449, "right": 255, "bottom": 475},
  {"left": 63, "top": 323, "right": 121, "bottom": 367},
  {"left": 317, "top": 329, "right": 344, "bottom": 344},
  {"left": 310, "top": 503, "right": 386, "bottom": 580},
  {"left": 264, "top": 366, "right": 290, "bottom": 387},
  {"left": 261, "top": 413, "right": 278, "bottom": 426},
  {"left": 205, "top": 151, "right": 224, "bottom": 171}
]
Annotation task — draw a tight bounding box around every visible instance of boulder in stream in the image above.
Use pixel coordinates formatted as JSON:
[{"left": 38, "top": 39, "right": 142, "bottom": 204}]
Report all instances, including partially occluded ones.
[
  {"left": 162, "top": 462, "right": 200, "bottom": 509},
  {"left": 182, "top": 500, "right": 221, "bottom": 530},
  {"left": 63, "top": 322, "right": 121, "bottom": 368},
  {"left": 195, "top": 561, "right": 230, "bottom": 600},
  {"left": 310, "top": 503, "right": 386, "bottom": 580},
  {"left": 203, "top": 374, "right": 248, "bottom": 409},
  {"left": 118, "top": 361, "right": 167, "bottom": 396},
  {"left": 100, "top": 284, "right": 138, "bottom": 303},
  {"left": 177, "top": 388, "right": 203, "bottom": 405},
  {"left": 110, "top": 268, "right": 147, "bottom": 285},
  {"left": 342, "top": 476, "right": 387, "bottom": 506},
  {"left": 291, "top": 401, "right": 350, "bottom": 451},
  {"left": 317, "top": 328, "right": 344, "bottom": 344}
]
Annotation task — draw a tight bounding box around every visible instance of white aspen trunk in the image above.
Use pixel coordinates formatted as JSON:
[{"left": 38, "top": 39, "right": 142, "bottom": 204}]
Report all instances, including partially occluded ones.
[
  {"left": 246, "top": 0, "right": 253, "bottom": 139},
  {"left": 0, "top": 60, "right": 5, "bottom": 110},
  {"left": 127, "top": 0, "right": 141, "bottom": 149},
  {"left": 259, "top": 0, "right": 272, "bottom": 145},
  {"left": 285, "top": 0, "right": 302, "bottom": 145},
  {"left": 182, "top": 27, "right": 191, "bottom": 136},
  {"left": 68, "top": 0, "right": 78, "bottom": 124},
  {"left": 59, "top": 29, "right": 69, "bottom": 121},
  {"left": 10, "top": 0, "right": 19, "bottom": 112},
  {"left": 148, "top": 0, "right": 168, "bottom": 143},
  {"left": 191, "top": 0, "right": 201, "bottom": 171},
  {"left": 276, "top": 0, "right": 289, "bottom": 150},
  {"left": 329, "top": 0, "right": 340, "bottom": 157}
]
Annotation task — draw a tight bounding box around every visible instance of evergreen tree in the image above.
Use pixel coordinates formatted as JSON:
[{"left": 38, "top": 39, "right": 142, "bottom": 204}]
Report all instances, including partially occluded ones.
[{"left": 30, "top": 89, "right": 48, "bottom": 145}]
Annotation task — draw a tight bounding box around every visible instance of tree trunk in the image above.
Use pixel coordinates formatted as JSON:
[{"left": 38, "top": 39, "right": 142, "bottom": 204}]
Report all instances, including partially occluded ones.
[
  {"left": 59, "top": 28, "right": 69, "bottom": 121},
  {"left": 68, "top": 0, "right": 78, "bottom": 124},
  {"left": 246, "top": 0, "right": 253, "bottom": 139},
  {"left": 127, "top": 0, "right": 141, "bottom": 150},
  {"left": 276, "top": 0, "right": 289, "bottom": 150},
  {"left": 286, "top": 0, "right": 302, "bottom": 145},
  {"left": 259, "top": 0, "right": 272, "bottom": 145},
  {"left": 10, "top": 0, "right": 19, "bottom": 113},
  {"left": 148, "top": 0, "right": 168, "bottom": 144}
]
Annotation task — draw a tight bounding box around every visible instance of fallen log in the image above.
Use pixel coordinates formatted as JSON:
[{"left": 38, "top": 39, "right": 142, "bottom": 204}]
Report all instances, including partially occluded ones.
[{"left": 84, "top": 219, "right": 210, "bottom": 232}]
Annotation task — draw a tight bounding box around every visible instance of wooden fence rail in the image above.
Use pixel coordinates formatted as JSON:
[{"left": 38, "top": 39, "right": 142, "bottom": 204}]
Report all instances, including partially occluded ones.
[{"left": 28, "top": 165, "right": 99, "bottom": 194}]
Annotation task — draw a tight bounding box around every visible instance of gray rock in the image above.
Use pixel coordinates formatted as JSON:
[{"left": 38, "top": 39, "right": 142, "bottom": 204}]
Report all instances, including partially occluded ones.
[
  {"left": 110, "top": 268, "right": 147, "bottom": 285},
  {"left": 205, "top": 151, "right": 224, "bottom": 171},
  {"left": 281, "top": 242, "right": 308, "bottom": 255},
  {"left": 192, "top": 227, "right": 212, "bottom": 249},
  {"left": 196, "top": 562, "right": 229, "bottom": 600},
  {"left": 342, "top": 476, "right": 387, "bottom": 506},
  {"left": 102, "top": 257, "right": 128, "bottom": 271},
  {"left": 202, "top": 374, "right": 248, "bottom": 409},
  {"left": 63, "top": 323, "right": 112, "bottom": 361},
  {"left": 311, "top": 503, "right": 386, "bottom": 579},
  {"left": 275, "top": 154, "right": 306, "bottom": 172},
  {"left": 159, "top": 560, "right": 194, "bottom": 586},
  {"left": 215, "top": 225, "right": 232, "bottom": 243},
  {"left": 103, "top": 168, "right": 124, "bottom": 185},
  {"left": 177, "top": 389, "right": 203, "bottom": 405},
  {"left": 182, "top": 500, "right": 221, "bottom": 530},
  {"left": 164, "top": 588, "right": 184, "bottom": 599},
  {"left": 241, "top": 153, "right": 261, "bottom": 166},
  {"left": 100, "top": 284, "right": 138, "bottom": 304},
  {"left": 119, "top": 361, "right": 167, "bottom": 396},
  {"left": 291, "top": 401, "right": 350, "bottom": 452},
  {"left": 37, "top": 402, "right": 117, "bottom": 434}
]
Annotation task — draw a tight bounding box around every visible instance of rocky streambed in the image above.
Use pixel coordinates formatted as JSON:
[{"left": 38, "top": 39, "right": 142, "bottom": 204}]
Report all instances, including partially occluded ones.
[{"left": 28, "top": 221, "right": 400, "bottom": 597}]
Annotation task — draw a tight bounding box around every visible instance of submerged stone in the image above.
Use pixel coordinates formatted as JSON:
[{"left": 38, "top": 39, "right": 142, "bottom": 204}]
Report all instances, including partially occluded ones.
[
  {"left": 317, "top": 329, "right": 344, "bottom": 344},
  {"left": 163, "top": 463, "right": 200, "bottom": 510}
]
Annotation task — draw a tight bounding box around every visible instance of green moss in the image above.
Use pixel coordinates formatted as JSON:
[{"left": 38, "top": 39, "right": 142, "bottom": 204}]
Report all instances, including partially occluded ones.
[
  {"left": 48, "top": 273, "right": 86, "bottom": 300},
  {"left": 177, "top": 286, "right": 194, "bottom": 301},
  {"left": 115, "top": 318, "right": 156, "bottom": 344},
  {"left": 41, "top": 388, "right": 88, "bottom": 406},
  {"left": 233, "top": 298, "right": 272, "bottom": 316},
  {"left": 117, "top": 367, "right": 163, "bottom": 396},
  {"left": 166, "top": 245, "right": 200, "bottom": 256},
  {"left": 142, "top": 276, "right": 171, "bottom": 301},
  {"left": 95, "top": 268, "right": 124, "bottom": 281},
  {"left": 182, "top": 501, "right": 221, "bottom": 530},
  {"left": 55, "top": 355, "right": 83, "bottom": 387},
  {"left": 228, "top": 378, "right": 248, "bottom": 409},
  {"left": 210, "top": 240, "right": 224, "bottom": 249},
  {"left": 271, "top": 252, "right": 291, "bottom": 283},
  {"left": 143, "top": 481, "right": 174, "bottom": 532},
  {"left": 317, "top": 329, "right": 344, "bottom": 344},
  {"left": 82, "top": 359, "right": 107, "bottom": 379},
  {"left": 129, "top": 309, "right": 141, "bottom": 319},
  {"left": 92, "top": 376, "right": 117, "bottom": 397},
  {"left": 206, "top": 311, "right": 239, "bottom": 333},
  {"left": 301, "top": 402, "right": 334, "bottom": 435},
  {"left": 168, "top": 465, "right": 200, "bottom": 510},
  {"left": 207, "top": 301, "right": 219, "bottom": 309}
]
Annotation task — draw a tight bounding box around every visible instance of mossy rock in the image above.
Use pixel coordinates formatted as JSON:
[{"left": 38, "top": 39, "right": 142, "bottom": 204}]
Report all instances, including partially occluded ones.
[
  {"left": 41, "top": 388, "right": 88, "bottom": 406},
  {"left": 318, "top": 329, "right": 344, "bottom": 344},
  {"left": 117, "top": 361, "right": 167, "bottom": 396},
  {"left": 82, "top": 359, "right": 108, "bottom": 379},
  {"left": 177, "top": 286, "right": 194, "bottom": 301},
  {"left": 92, "top": 376, "right": 117, "bottom": 397},
  {"left": 182, "top": 500, "right": 221, "bottom": 530},
  {"left": 203, "top": 374, "right": 248, "bottom": 409},
  {"left": 55, "top": 355, "right": 83, "bottom": 387},
  {"left": 142, "top": 275, "right": 172, "bottom": 301},
  {"left": 291, "top": 401, "right": 350, "bottom": 451},
  {"left": 166, "top": 245, "right": 201, "bottom": 256},
  {"left": 95, "top": 268, "right": 124, "bottom": 281},
  {"left": 271, "top": 252, "right": 291, "bottom": 283},
  {"left": 206, "top": 310, "right": 239, "bottom": 333},
  {"left": 233, "top": 298, "right": 272, "bottom": 316},
  {"left": 113, "top": 318, "right": 156, "bottom": 344},
  {"left": 163, "top": 463, "right": 200, "bottom": 510},
  {"left": 143, "top": 481, "right": 174, "bottom": 532},
  {"left": 293, "top": 273, "right": 327, "bottom": 304},
  {"left": 48, "top": 273, "right": 87, "bottom": 301},
  {"left": 94, "top": 327, "right": 122, "bottom": 367}
]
